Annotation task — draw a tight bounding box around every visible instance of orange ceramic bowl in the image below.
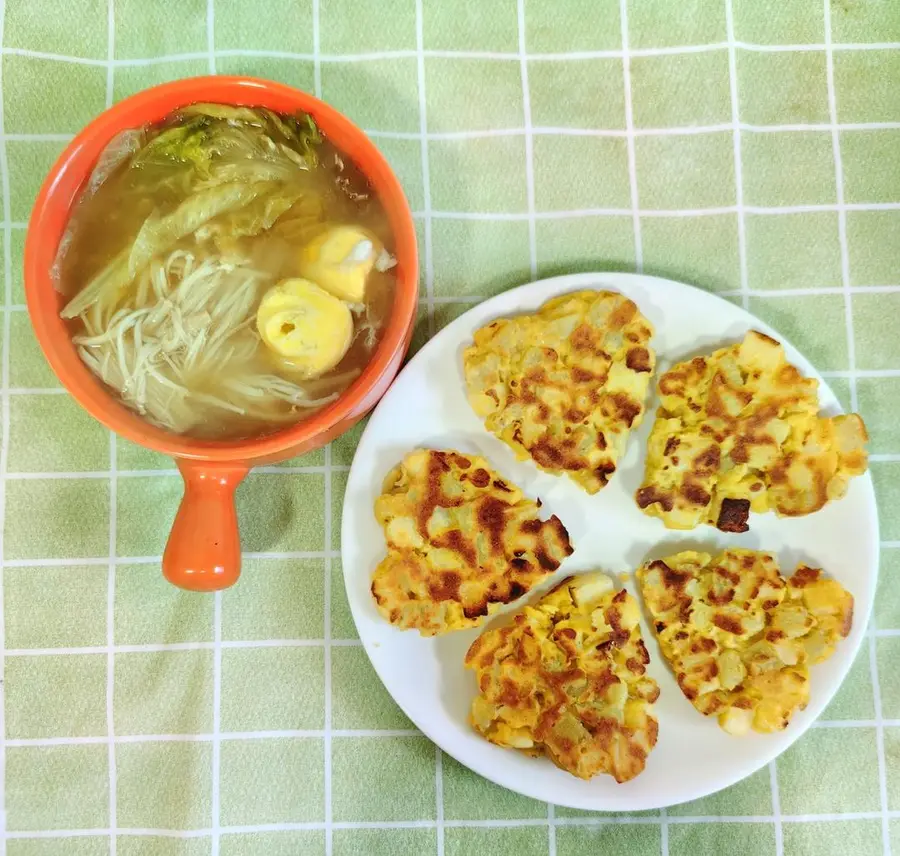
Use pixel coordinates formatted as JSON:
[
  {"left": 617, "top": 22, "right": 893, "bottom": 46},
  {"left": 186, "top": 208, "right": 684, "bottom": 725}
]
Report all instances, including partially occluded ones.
[{"left": 25, "top": 76, "right": 418, "bottom": 592}]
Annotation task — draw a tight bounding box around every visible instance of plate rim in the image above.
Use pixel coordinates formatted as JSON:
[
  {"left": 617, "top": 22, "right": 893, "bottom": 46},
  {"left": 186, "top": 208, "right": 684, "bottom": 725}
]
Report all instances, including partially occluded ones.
[{"left": 340, "top": 271, "right": 879, "bottom": 810}]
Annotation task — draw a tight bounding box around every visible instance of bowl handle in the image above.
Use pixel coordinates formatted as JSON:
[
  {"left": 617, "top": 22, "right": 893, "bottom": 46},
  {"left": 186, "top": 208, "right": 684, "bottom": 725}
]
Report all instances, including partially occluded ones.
[{"left": 163, "top": 460, "right": 249, "bottom": 591}]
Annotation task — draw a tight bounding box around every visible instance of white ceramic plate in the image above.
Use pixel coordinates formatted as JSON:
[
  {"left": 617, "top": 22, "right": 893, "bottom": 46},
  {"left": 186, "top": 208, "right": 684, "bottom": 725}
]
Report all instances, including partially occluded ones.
[{"left": 341, "top": 272, "right": 878, "bottom": 811}]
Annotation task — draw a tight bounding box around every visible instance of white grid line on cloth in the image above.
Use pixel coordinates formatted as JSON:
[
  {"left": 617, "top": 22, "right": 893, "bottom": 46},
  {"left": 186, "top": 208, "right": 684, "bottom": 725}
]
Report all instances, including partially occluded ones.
[
  {"left": 11, "top": 200, "right": 900, "bottom": 222},
  {"left": 207, "top": 16, "right": 222, "bottom": 853},
  {"left": 366, "top": 122, "right": 900, "bottom": 140},
  {"left": 324, "top": 444, "right": 335, "bottom": 856},
  {"left": 517, "top": 0, "right": 537, "bottom": 280},
  {"left": 10, "top": 642, "right": 900, "bottom": 660},
  {"left": 104, "top": 222, "right": 120, "bottom": 847},
  {"left": 5, "top": 715, "right": 886, "bottom": 749},
  {"left": 367, "top": 121, "right": 900, "bottom": 138},
  {"left": 425, "top": 202, "right": 900, "bottom": 217},
  {"left": 547, "top": 802, "right": 556, "bottom": 856},
  {"left": 724, "top": 0, "right": 749, "bottom": 312},
  {"left": 825, "top": 7, "right": 891, "bottom": 855},
  {"left": 824, "top": 8, "right": 859, "bottom": 420},
  {"left": 3, "top": 200, "right": 900, "bottom": 229},
  {"left": 2, "top": 40, "right": 900, "bottom": 67},
  {"left": 104, "top": 5, "right": 118, "bottom": 852},
  {"left": 411, "top": 202, "right": 900, "bottom": 219},
  {"left": 4, "top": 730, "right": 423, "bottom": 747},
  {"left": 9, "top": 121, "right": 900, "bottom": 144},
  {"left": 0, "top": 0, "right": 12, "bottom": 844},
  {"left": 4, "top": 447, "right": 900, "bottom": 477},
  {"left": 415, "top": 4, "right": 443, "bottom": 848},
  {"left": 0, "top": 465, "right": 245, "bottom": 477},
  {"left": 660, "top": 806, "right": 670, "bottom": 856},
  {"left": 619, "top": 0, "right": 643, "bottom": 271},
  {"left": 0, "top": 466, "right": 348, "bottom": 478},
  {"left": 9, "top": 638, "right": 900, "bottom": 659},
  {"left": 7, "top": 810, "right": 900, "bottom": 840},
  {"left": 3, "top": 551, "right": 340, "bottom": 567},
  {"left": 211, "top": 591, "right": 223, "bottom": 856},
  {"left": 310, "top": 15, "right": 335, "bottom": 854},
  {"left": 415, "top": 0, "right": 435, "bottom": 338},
  {"left": 4, "top": 640, "right": 363, "bottom": 656},
  {"left": 222, "top": 40, "right": 900, "bottom": 57}
]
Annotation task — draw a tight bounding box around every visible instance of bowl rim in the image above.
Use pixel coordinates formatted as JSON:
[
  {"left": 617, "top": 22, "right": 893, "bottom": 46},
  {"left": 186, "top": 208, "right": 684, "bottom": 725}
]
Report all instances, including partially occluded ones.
[{"left": 24, "top": 75, "right": 419, "bottom": 461}]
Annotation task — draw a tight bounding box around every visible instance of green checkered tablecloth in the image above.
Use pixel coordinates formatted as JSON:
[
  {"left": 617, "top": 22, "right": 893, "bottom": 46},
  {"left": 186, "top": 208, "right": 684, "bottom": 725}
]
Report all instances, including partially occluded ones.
[{"left": 2, "top": 0, "right": 899, "bottom": 853}]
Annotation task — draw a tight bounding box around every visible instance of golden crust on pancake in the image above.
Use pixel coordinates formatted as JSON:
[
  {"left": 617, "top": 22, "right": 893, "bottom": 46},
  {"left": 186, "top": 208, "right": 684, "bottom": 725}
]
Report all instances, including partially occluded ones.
[
  {"left": 464, "top": 573, "right": 659, "bottom": 782},
  {"left": 463, "top": 290, "right": 655, "bottom": 494},
  {"left": 371, "top": 449, "right": 573, "bottom": 636},
  {"left": 635, "top": 330, "right": 868, "bottom": 531},
  {"left": 637, "top": 549, "right": 853, "bottom": 735}
]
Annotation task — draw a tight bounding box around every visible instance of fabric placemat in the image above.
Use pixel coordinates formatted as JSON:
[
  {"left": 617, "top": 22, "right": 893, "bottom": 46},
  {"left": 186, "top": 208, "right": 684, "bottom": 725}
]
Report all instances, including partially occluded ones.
[{"left": 2, "top": 0, "right": 899, "bottom": 854}]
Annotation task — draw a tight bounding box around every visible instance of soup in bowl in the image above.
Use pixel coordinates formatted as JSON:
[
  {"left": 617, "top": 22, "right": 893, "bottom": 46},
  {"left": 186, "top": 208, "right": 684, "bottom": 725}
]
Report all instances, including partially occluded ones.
[{"left": 25, "top": 76, "right": 418, "bottom": 591}]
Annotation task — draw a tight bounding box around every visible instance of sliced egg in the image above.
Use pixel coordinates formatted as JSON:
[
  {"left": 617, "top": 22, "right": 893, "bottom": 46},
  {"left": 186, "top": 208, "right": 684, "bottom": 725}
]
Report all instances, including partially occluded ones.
[
  {"left": 296, "top": 225, "right": 379, "bottom": 303},
  {"left": 256, "top": 278, "right": 353, "bottom": 379}
]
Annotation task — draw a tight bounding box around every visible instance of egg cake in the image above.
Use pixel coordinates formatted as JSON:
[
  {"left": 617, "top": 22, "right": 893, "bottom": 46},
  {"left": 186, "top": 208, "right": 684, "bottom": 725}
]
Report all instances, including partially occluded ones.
[
  {"left": 635, "top": 330, "right": 868, "bottom": 531},
  {"left": 463, "top": 290, "right": 655, "bottom": 494},
  {"left": 637, "top": 549, "right": 853, "bottom": 735},
  {"left": 371, "top": 449, "right": 573, "bottom": 636},
  {"left": 464, "top": 573, "right": 660, "bottom": 782}
]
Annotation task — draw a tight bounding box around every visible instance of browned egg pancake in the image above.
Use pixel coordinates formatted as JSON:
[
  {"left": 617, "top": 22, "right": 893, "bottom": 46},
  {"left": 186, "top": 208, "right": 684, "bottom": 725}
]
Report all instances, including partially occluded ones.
[
  {"left": 371, "top": 449, "right": 573, "bottom": 636},
  {"left": 635, "top": 330, "right": 868, "bottom": 531},
  {"left": 463, "top": 290, "right": 655, "bottom": 494},
  {"left": 637, "top": 549, "right": 853, "bottom": 735},
  {"left": 465, "top": 574, "right": 659, "bottom": 782}
]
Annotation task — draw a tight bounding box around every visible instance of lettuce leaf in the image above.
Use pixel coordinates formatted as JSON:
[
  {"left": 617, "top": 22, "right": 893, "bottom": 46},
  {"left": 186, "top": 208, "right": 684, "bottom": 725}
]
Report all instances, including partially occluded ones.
[
  {"left": 60, "top": 248, "right": 131, "bottom": 319},
  {"left": 195, "top": 187, "right": 304, "bottom": 243},
  {"left": 179, "top": 103, "right": 266, "bottom": 124},
  {"left": 132, "top": 117, "right": 215, "bottom": 176},
  {"left": 127, "top": 181, "right": 276, "bottom": 278}
]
